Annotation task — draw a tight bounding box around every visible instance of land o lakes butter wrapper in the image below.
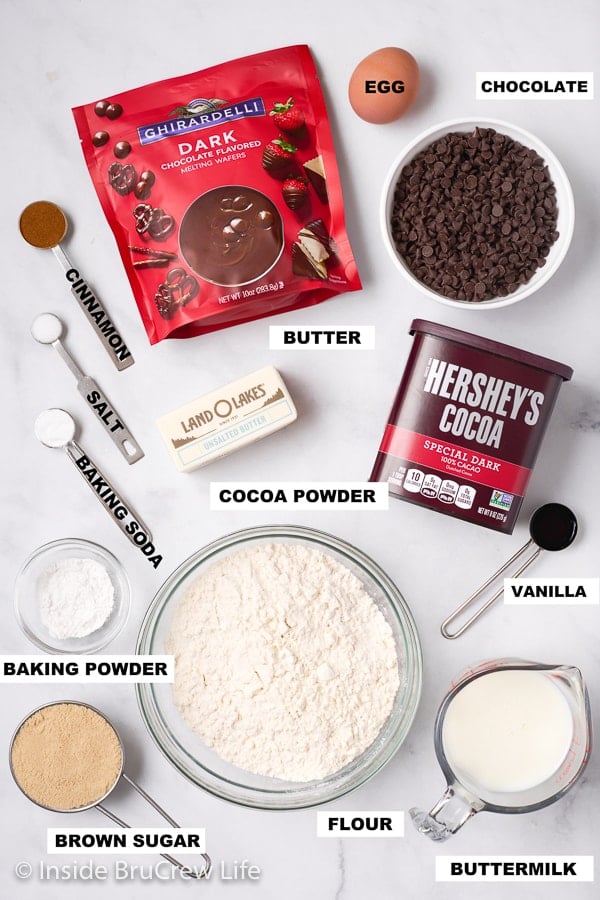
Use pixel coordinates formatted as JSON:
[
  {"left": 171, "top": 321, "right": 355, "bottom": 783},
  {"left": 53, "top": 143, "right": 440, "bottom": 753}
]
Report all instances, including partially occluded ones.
[{"left": 157, "top": 366, "right": 297, "bottom": 471}]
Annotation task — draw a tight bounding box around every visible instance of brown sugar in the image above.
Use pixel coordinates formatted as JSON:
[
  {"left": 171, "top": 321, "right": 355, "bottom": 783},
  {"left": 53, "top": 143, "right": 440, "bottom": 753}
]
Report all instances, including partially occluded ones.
[
  {"left": 10, "top": 702, "right": 122, "bottom": 810},
  {"left": 19, "top": 200, "right": 68, "bottom": 249}
]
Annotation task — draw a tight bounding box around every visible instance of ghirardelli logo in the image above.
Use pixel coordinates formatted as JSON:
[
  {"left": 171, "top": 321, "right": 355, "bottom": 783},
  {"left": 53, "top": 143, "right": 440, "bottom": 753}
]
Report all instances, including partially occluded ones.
[
  {"left": 138, "top": 96, "right": 266, "bottom": 145},
  {"left": 169, "top": 98, "right": 228, "bottom": 117}
]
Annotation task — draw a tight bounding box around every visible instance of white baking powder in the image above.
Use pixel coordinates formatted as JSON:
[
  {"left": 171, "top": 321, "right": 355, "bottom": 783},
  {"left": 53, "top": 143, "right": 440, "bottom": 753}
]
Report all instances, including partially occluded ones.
[
  {"left": 38, "top": 557, "right": 115, "bottom": 640},
  {"left": 166, "top": 542, "right": 400, "bottom": 781}
]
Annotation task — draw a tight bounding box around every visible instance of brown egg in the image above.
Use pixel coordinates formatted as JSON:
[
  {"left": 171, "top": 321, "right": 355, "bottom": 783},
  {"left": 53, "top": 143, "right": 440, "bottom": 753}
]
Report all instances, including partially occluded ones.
[{"left": 348, "top": 47, "right": 420, "bottom": 124}]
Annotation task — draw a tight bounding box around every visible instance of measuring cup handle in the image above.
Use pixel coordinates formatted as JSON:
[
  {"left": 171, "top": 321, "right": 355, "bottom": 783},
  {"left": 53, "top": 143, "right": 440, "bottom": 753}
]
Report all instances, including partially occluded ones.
[
  {"left": 95, "top": 803, "right": 211, "bottom": 879},
  {"left": 440, "top": 541, "right": 541, "bottom": 639},
  {"left": 64, "top": 440, "right": 153, "bottom": 544},
  {"left": 409, "top": 785, "right": 483, "bottom": 842}
]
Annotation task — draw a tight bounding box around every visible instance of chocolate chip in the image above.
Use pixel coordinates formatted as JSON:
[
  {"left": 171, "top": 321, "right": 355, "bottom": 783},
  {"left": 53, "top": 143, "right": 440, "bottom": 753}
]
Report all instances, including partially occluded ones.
[
  {"left": 134, "top": 181, "right": 151, "bottom": 200},
  {"left": 105, "top": 103, "right": 123, "bottom": 120},
  {"left": 92, "top": 131, "right": 109, "bottom": 147},
  {"left": 232, "top": 195, "right": 251, "bottom": 211},
  {"left": 114, "top": 141, "right": 131, "bottom": 159},
  {"left": 257, "top": 210, "right": 274, "bottom": 228},
  {"left": 230, "top": 217, "right": 248, "bottom": 234},
  {"left": 134, "top": 171, "right": 155, "bottom": 199}
]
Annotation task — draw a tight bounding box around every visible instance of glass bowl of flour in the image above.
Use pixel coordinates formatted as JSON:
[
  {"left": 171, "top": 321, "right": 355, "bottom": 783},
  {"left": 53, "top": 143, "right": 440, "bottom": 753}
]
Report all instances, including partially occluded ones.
[
  {"left": 15, "top": 538, "right": 130, "bottom": 654},
  {"left": 136, "top": 525, "right": 422, "bottom": 809}
]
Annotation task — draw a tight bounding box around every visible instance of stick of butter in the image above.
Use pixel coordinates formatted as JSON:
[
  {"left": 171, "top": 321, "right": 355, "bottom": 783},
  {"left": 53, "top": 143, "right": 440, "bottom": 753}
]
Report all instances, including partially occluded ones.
[{"left": 156, "top": 366, "right": 297, "bottom": 472}]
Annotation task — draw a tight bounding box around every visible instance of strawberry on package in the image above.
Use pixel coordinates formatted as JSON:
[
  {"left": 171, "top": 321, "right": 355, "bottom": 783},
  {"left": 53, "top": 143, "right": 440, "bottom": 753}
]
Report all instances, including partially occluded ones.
[{"left": 72, "top": 45, "right": 361, "bottom": 344}]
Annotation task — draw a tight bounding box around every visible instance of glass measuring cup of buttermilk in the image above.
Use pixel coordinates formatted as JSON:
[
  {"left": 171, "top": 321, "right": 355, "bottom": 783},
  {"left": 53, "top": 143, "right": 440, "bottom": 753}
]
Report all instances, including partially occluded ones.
[{"left": 410, "top": 658, "right": 591, "bottom": 841}]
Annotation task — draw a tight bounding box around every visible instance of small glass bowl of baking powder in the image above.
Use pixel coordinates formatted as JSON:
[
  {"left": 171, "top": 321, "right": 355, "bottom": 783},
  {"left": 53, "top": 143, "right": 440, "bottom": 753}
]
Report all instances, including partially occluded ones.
[{"left": 14, "top": 538, "right": 130, "bottom": 654}]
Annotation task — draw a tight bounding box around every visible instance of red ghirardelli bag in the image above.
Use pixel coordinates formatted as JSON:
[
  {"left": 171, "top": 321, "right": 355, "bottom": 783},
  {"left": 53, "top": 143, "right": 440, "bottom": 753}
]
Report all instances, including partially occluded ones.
[{"left": 72, "top": 45, "right": 361, "bottom": 344}]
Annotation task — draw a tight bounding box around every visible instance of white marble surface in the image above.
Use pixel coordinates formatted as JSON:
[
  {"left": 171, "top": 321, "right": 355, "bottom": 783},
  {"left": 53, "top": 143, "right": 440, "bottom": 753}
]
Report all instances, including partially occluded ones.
[{"left": 1, "top": 0, "right": 599, "bottom": 896}]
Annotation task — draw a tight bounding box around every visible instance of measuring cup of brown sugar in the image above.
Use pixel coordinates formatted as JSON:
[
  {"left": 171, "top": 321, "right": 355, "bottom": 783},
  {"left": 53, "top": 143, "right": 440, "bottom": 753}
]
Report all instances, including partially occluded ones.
[{"left": 9, "top": 701, "right": 210, "bottom": 877}]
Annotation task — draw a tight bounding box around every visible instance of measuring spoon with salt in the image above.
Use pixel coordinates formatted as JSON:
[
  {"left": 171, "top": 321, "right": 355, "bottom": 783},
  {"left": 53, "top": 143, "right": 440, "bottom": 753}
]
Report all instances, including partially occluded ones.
[
  {"left": 441, "top": 503, "right": 578, "bottom": 639},
  {"left": 31, "top": 314, "right": 143, "bottom": 464},
  {"left": 35, "top": 408, "right": 152, "bottom": 548},
  {"left": 19, "top": 201, "right": 134, "bottom": 371}
]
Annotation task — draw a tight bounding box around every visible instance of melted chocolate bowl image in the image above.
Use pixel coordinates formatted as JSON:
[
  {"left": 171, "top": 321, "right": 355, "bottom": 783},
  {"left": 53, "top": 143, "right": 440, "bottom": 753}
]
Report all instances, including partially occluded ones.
[{"left": 179, "top": 185, "right": 284, "bottom": 287}]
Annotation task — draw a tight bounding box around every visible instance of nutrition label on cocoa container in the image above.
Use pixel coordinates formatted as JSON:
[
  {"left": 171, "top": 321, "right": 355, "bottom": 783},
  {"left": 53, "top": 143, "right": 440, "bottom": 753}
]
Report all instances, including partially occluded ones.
[{"left": 389, "top": 466, "right": 478, "bottom": 510}]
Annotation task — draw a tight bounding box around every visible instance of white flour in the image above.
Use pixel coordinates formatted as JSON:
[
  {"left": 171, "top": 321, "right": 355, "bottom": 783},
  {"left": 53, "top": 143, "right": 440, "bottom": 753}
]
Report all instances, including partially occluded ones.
[
  {"left": 166, "top": 542, "right": 400, "bottom": 781},
  {"left": 38, "top": 557, "right": 115, "bottom": 640}
]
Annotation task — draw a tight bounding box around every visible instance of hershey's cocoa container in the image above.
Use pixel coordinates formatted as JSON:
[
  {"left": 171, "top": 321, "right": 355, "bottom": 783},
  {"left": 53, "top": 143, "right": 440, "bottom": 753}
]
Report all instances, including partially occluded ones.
[{"left": 370, "top": 320, "right": 573, "bottom": 533}]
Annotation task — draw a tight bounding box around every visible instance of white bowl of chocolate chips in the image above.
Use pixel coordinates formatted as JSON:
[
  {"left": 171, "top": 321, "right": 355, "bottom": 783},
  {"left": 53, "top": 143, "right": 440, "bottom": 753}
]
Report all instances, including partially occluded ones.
[{"left": 381, "top": 117, "right": 574, "bottom": 309}]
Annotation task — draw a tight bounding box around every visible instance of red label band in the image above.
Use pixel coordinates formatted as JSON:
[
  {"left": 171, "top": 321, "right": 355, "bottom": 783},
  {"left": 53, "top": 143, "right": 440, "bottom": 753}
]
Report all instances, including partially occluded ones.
[{"left": 380, "top": 424, "right": 531, "bottom": 495}]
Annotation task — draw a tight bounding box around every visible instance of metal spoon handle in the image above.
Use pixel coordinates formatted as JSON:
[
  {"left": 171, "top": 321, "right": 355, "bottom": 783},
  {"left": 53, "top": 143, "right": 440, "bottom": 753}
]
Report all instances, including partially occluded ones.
[
  {"left": 64, "top": 439, "right": 152, "bottom": 544},
  {"left": 76, "top": 375, "right": 144, "bottom": 464},
  {"left": 50, "top": 339, "right": 143, "bottom": 464},
  {"left": 53, "top": 337, "right": 85, "bottom": 381},
  {"left": 52, "top": 244, "right": 134, "bottom": 372}
]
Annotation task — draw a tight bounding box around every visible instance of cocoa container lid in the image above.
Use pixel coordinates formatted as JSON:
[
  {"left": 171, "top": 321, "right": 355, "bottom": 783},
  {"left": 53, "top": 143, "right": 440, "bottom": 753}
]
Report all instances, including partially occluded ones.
[{"left": 410, "top": 319, "right": 573, "bottom": 382}]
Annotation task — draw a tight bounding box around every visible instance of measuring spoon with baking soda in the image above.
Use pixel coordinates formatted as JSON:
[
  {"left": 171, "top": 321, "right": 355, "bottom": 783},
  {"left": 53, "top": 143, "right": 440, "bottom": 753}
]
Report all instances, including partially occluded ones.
[
  {"left": 19, "top": 201, "right": 134, "bottom": 371},
  {"left": 31, "top": 313, "right": 143, "bottom": 464},
  {"left": 35, "top": 408, "right": 152, "bottom": 547}
]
